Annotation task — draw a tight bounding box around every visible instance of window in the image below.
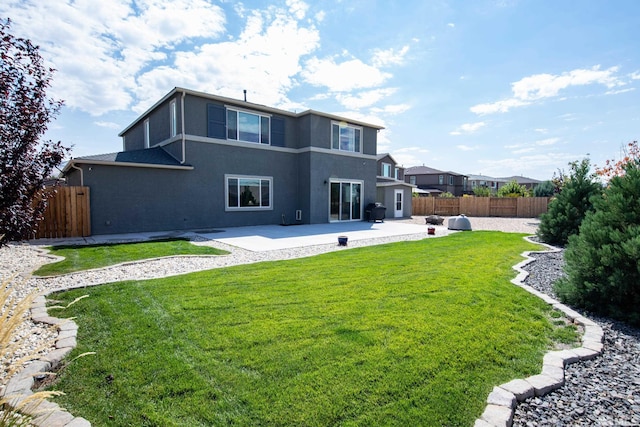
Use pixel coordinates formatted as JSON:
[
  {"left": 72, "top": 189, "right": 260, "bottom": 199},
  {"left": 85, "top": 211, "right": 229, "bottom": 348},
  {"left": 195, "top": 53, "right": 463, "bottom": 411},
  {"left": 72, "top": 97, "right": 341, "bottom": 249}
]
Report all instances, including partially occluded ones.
[
  {"left": 438, "top": 175, "right": 444, "bottom": 185},
  {"left": 332, "top": 122, "right": 362, "bottom": 153},
  {"left": 395, "top": 168, "right": 400, "bottom": 180},
  {"left": 449, "top": 176, "right": 454, "bottom": 185},
  {"left": 170, "top": 100, "right": 177, "bottom": 138},
  {"left": 226, "top": 175, "right": 272, "bottom": 210},
  {"left": 227, "top": 109, "right": 270, "bottom": 144},
  {"left": 382, "top": 163, "right": 392, "bottom": 177},
  {"left": 144, "top": 119, "right": 150, "bottom": 148},
  {"left": 410, "top": 176, "right": 416, "bottom": 185}
]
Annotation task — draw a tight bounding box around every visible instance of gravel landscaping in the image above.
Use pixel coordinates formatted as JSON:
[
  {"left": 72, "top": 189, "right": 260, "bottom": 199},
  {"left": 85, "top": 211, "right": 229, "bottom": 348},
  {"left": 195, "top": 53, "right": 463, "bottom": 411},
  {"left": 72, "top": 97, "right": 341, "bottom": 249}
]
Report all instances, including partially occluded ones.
[{"left": 2, "top": 217, "right": 639, "bottom": 425}]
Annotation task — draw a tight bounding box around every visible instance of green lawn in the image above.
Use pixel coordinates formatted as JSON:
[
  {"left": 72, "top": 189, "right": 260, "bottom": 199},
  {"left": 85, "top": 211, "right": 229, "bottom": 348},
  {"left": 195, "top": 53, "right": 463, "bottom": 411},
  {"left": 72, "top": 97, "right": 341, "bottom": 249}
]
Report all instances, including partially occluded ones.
[
  {"left": 33, "top": 239, "right": 228, "bottom": 276},
  {"left": 46, "top": 232, "right": 574, "bottom": 426}
]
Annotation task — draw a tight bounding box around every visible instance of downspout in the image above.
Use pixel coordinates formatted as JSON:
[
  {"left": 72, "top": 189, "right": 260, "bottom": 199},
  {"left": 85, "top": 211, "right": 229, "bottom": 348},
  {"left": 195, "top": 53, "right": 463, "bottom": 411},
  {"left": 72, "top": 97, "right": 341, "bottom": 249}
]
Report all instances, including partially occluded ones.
[
  {"left": 181, "top": 90, "right": 186, "bottom": 164},
  {"left": 69, "top": 162, "right": 84, "bottom": 186}
]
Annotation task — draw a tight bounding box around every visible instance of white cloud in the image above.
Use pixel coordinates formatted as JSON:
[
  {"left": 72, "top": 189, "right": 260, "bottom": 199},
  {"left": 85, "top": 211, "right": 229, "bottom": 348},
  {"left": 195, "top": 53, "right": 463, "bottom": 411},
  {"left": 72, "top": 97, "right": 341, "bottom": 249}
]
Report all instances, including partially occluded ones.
[
  {"left": 536, "top": 137, "right": 560, "bottom": 146},
  {"left": 470, "top": 98, "right": 530, "bottom": 115},
  {"left": 94, "top": 121, "right": 122, "bottom": 130},
  {"left": 450, "top": 121, "right": 486, "bottom": 135},
  {"left": 470, "top": 65, "right": 627, "bottom": 115},
  {"left": 371, "top": 104, "right": 411, "bottom": 115},
  {"left": 456, "top": 145, "right": 479, "bottom": 151},
  {"left": 631, "top": 71, "right": 640, "bottom": 80},
  {"left": 447, "top": 23, "right": 455, "bottom": 28},
  {"left": 336, "top": 88, "right": 397, "bottom": 109},
  {"left": 478, "top": 153, "right": 580, "bottom": 178},
  {"left": 302, "top": 56, "right": 391, "bottom": 92},
  {"left": 286, "top": 0, "right": 309, "bottom": 19},
  {"left": 605, "top": 88, "right": 635, "bottom": 95},
  {"left": 534, "top": 128, "right": 548, "bottom": 134},
  {"left": 391, "top": 146, "right": 431, "bottom": 168},
  {"left": 371, "top": 45, "right": 410, "bottom": 67},
  {"left": 511, "top": 66, "right": 623, "bottom": 101}
]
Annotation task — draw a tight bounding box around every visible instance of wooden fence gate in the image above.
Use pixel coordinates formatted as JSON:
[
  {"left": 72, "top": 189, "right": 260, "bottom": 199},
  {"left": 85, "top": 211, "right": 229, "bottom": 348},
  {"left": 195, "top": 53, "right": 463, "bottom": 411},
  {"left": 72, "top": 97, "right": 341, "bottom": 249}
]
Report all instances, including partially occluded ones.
[{"left": 35, "top": 186, "right": 91, "bottom": 239}]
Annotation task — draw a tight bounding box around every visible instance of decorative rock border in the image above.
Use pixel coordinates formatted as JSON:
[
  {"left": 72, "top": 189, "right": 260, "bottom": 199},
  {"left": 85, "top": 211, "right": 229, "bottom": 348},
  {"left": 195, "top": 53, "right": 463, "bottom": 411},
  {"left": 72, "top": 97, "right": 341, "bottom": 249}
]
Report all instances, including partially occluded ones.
[
  {"left": 474, "top": 238, "right": 604, "bottom": 427},
  {"left": 3, "top": 294, "right": 90, "bottom": 427}
]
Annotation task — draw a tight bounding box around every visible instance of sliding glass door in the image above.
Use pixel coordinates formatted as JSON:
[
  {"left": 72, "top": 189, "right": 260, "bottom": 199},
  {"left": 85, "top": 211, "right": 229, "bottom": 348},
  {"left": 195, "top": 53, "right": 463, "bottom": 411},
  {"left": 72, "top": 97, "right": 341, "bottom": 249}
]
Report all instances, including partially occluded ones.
[{"left": 330, "top": 180, "right": 362, "bottom": 221}]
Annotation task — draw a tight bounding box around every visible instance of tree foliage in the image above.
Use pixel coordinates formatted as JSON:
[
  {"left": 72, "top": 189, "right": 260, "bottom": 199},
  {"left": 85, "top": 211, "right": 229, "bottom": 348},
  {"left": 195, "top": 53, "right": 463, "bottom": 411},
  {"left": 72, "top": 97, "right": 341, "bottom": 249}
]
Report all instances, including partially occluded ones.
[
  {"left": 0, "top": 19, "right": 69, "bottom": 245},
  {"left": 536, "top": 159, "right": 602, "bottom": 246},
  {"left": 472, "top": 186, "right": 491, "bottom": 197},
  {"left": 497, "top": 179, "right": 529, "bottom": 197},
  {"left": 555, "top": 161, "right": 640, "bottom": 325},
  {"left": 532, "top": 180, "right": 555, "bottom": 197},
  {"left": 595, "top": 140, "right": 640, "bottom": 181}
]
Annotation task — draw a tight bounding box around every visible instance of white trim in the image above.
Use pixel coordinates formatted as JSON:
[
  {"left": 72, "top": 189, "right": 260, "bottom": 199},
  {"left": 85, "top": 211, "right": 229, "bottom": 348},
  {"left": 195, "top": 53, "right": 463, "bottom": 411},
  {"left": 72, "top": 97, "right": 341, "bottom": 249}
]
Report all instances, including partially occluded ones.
[
  {"left": 169, "top": 99, "right": 177, "bottom": 138},
  {"left": 144, "top": 119, "right": 150, "bottom": 148},
  {"left": 62, "top": 159, "right": 194, "bottom": 173},
  {"left": 394, "top": 189, "right": 403, "bottom": 218},
  {"left": 225, "top": 174, "right": 273, "bottom": 211},
  {"left": 331, "top": 121, "right": 363, "bottom": 154}
]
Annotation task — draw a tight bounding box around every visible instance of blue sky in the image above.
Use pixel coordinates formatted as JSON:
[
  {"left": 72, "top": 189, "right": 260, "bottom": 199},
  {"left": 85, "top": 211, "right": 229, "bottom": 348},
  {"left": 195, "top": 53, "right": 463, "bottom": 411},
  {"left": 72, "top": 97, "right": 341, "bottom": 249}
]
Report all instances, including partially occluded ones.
[{"left": 2, "top": 0, "right": 639, "bottom": 180}]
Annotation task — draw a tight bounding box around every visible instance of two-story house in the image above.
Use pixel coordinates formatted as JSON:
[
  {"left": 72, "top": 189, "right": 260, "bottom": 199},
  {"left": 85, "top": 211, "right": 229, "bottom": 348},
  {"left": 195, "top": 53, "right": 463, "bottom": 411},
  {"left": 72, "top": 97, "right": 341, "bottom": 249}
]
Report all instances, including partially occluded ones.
[
  {"left": 403, "top": 166, "right": 469, "bottom": 197},
  {"left": 467, "top": 174, "right": 507, "bottom": 194},
  {"left": 62, "top": 87, "right": 384, "bottom": 235},
  {"left": 375, "top": 154, "right": 414, "bottom": 218}
]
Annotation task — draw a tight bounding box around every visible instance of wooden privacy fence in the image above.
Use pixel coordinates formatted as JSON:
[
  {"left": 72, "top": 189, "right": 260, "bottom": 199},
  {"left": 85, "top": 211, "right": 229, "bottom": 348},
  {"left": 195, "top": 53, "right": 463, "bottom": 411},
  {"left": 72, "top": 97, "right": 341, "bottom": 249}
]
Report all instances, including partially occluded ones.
[
  {"left": 412, "top": 197, "right": 549, "bottom": 218},
  {"left": 35, "top": 186, "right": 91, "bottom": 239}
]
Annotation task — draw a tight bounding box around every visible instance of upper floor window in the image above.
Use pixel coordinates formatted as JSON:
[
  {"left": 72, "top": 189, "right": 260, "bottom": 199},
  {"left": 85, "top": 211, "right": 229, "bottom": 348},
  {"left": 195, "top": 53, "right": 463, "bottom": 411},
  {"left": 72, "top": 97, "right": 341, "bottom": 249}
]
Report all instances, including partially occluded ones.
[
  {"left": 438, "top": 175, "right": 444, "bottom": 185},
  {"left": 226, "top": 175, "right": 272, "bottom": 210},
  {"left": 227, "top": 109, "right": 270, "bottom": 144},
  {"left": 395, "top": 167, "right": 400, "bottom": 180},
  {"left": 382, "top": 162, "right": 392, "bottom": 177},
  {"left": 170, "top": 100, "right": 177, "bottom": 138},
  {"left": 410, "top": 176, "right": 416, "bottom": 185},
  {"left": 144, "top": 119, "right": 150, "bottom": 148},
  {"left": 449, "top": 176, "right": 454, "bottom": 185},
  {"left": 332, "top": 122, "right": 362, "bottom": 153}
]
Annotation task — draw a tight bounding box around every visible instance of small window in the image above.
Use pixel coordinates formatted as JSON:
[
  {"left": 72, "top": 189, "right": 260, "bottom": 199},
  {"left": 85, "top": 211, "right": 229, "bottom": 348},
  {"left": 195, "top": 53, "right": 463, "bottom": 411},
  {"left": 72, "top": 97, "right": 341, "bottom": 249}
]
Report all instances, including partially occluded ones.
[
  {"left": 227, "top": 108, "right": 270, "bottom": 144},
  {"left": 438, "top": 175, "right": 444, "bottom": 185},
  {"left": 395, "top": 168, "right": 400, "bottom": 180},
  {"left": 226, "top": 175, "right": 272, "bottom": 210},
  {"left": 144, "top": 119, "right": 150, "bottom": 148},
  {"left": 331, "top": 122, "right": 362, "bottom": 153},
  {"left": 170, "top": 100, "right": 177, "bottom": 138},
  {"left": 382, "top": 163, "right": 391, "bottom": 177},
  {"left": 449, "top": 176, "right": 454, "bottom": 185},
  {"left": 410, "top": 176, "right": 416, "bottom": 185}
]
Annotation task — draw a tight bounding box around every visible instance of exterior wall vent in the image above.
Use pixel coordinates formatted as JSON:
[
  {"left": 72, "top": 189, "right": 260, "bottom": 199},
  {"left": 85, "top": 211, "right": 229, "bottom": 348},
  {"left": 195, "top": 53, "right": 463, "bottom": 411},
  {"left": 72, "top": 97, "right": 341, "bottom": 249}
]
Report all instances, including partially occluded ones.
[{"left": 295, "top": 210, "right": 302, "bottom": 221}]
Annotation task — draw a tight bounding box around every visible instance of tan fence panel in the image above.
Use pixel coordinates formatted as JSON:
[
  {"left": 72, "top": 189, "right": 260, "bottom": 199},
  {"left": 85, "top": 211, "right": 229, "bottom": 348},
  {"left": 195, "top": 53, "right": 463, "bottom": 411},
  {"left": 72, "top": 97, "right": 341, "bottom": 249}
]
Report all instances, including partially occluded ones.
[
  {"left": 434, "top": 198, "right": 460, "bottom": 216},
  {"left": 411, "top": 197, "right": 433, "bottom": 215},
  {"left": 35, "top": 186, "right": 91, "bottom": 239},
  {"left": 516, "top": 197, "right": 549, "bottom": 218},
  {"left": 489, "top": 197, "right": 517, "bottom": 217},
  {"left": 460, "top": 197, "right": 490, "bottom": 216}
]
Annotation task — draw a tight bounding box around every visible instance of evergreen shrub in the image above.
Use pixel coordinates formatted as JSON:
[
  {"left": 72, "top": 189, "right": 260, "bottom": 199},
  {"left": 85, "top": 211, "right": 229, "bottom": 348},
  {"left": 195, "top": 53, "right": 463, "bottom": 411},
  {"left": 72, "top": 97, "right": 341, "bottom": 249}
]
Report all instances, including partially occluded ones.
[
  {"left": 555, "top": 162, "right": 640, "bottom": 326},
  {"left": 537, "top": 159, "right": 602, "bottom": 246}
]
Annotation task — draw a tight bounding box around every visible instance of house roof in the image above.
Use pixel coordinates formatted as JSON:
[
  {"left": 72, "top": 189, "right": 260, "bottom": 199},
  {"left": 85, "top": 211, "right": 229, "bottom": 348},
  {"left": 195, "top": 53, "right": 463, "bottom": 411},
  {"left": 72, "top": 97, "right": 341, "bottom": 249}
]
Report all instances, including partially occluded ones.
[
  {"left": 405, "top": 165, "right": 466, "bottom": 176},
  {"left": 376, "top": 153, "right": 400, "bottom": 166},
  {"left": 498, "top": 175, "right": 542, "bottom": 184},
  {"left": 119, "top": 87, "right": 385, "bottom": 136},
  {"left": 62, "top": 147, "right": 193, "bottom": 174},
  {"left": 467, "top": 174, "right": 507, "bottom": 182}
]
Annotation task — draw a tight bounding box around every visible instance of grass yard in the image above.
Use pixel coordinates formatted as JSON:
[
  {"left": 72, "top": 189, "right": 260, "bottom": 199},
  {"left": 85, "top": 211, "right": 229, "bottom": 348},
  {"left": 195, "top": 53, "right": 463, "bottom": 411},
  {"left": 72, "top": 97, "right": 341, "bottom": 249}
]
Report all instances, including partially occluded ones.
[
  {"left": 33, "top": 239, "right": 228, "bottom": 276},
  {"left": 45, "top": 232, "right": 575, "bottom": 426}
]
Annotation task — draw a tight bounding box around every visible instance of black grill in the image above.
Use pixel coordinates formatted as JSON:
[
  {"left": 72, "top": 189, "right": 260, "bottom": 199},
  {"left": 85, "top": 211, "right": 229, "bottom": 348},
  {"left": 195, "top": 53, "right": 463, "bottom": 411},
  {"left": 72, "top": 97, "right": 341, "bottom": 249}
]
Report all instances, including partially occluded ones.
[{"left": 365, "top": 203, "right": 386, "bottom": 222}]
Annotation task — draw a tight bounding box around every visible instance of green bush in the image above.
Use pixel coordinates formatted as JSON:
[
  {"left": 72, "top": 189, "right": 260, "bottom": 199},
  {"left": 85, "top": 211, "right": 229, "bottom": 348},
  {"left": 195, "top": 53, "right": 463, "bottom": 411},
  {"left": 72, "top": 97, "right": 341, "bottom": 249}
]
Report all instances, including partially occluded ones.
[
  {"left": 473, "top": 186, "right": 491, "bottom": 197},
  {"left": 497, "top": 180, "right": 529, "bottom": 197},
  {"left": 532, "top": 180, "right": 555, "bottom": 197},
  {"left": 554, "top": 161, "right": 640, "bottom": 326},
  {"left": 439, "top": 191, "right": 455, "bottom": 198},
  {"left": 537, "top": 159, "right": 602, "bottom": 246}
]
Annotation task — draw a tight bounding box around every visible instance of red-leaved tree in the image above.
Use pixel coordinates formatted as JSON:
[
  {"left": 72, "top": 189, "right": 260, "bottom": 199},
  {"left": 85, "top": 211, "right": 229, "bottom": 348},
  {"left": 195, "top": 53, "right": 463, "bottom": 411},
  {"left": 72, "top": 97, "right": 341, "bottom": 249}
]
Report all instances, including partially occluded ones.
[
  {"left": 596, "top": 140, "right": 640, "bottom": 181},
  {"left": 0, "top": 19, "right": 70, "bottom": 245}
]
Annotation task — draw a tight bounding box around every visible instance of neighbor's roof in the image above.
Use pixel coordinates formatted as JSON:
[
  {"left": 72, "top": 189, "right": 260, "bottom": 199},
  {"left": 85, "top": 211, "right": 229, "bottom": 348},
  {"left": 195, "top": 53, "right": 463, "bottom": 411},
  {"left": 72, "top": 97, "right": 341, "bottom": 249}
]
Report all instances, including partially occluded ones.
[
  {"left": 405, "top": 166, "right": 466, "bottom": 176},
  {"left": 62, "top": 147, "right": 193, "bottom": 174},
  {"left": 119, "top": 87, "right": 385, "bottom": 136},
  {"left": 498, "top": 175, "right": 542, "bottom": 184}
]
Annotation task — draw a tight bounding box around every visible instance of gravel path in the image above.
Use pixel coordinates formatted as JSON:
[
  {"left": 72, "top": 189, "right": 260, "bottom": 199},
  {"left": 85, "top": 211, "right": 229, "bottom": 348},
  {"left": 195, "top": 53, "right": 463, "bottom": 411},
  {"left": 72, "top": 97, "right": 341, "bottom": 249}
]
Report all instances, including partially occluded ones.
[{"left": 2, "top": 217, "right": 639, "bottom": 426}]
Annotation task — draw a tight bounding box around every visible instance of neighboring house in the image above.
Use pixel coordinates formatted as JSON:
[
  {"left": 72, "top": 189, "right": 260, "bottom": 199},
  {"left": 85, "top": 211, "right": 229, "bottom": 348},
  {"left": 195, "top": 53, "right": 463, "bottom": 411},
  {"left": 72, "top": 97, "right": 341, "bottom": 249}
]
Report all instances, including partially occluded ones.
[
  {"left": 498, "top": 175, "right": 541, "bottom": 191},
  {"left": 467, "top": 174, "right": 507, "bottom": 194},
  {"left": 403, "top": 166, "right": 469, "bottom": 196},
  {"left": 62, "top": 87, "right": 384, "bottom": 235},
  {"left": 375, "top": 154, "right": 414, "bottom": 218}
]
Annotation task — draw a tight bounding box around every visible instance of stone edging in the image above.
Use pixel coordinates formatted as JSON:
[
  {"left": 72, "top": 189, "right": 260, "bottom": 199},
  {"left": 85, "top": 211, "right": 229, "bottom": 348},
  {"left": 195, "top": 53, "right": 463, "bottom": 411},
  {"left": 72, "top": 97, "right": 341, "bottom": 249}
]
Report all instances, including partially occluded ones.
[
  {"left": 474, "top": 237, "right": 604, "bottom": 427},
  {"left": 2, "top": 293, "right": 90, "bottom": 427}
]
